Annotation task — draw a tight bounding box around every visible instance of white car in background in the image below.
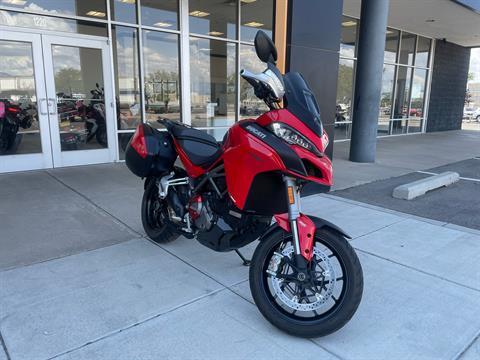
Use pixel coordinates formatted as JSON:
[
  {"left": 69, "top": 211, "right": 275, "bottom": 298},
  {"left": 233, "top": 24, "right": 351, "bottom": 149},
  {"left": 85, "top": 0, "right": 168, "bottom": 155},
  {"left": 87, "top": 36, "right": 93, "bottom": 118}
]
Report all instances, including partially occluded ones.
[{"left": 463, "top": 107, "right": 480, "bottom": 121}]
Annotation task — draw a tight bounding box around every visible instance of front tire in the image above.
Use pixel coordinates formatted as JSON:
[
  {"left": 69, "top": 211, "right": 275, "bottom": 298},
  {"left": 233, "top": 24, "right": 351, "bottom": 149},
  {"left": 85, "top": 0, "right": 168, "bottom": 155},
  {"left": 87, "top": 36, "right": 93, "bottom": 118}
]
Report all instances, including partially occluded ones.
[
  {"left": 141, "top": 180, "right": 179, "bottom": 243},
  {"left": 249, "top": 227, "right": 363, "bottom": 338}
]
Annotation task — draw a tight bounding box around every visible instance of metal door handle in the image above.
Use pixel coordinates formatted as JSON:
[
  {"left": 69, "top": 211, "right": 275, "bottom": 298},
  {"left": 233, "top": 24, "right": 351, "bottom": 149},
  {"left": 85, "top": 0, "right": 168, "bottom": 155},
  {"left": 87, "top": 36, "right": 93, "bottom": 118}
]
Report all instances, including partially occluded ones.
[
  {"left": 48, "top": 98, "right": 57, "bottom": 115},
  {"left": 38, "top": 98, "right": 48, "bottom": 115}
]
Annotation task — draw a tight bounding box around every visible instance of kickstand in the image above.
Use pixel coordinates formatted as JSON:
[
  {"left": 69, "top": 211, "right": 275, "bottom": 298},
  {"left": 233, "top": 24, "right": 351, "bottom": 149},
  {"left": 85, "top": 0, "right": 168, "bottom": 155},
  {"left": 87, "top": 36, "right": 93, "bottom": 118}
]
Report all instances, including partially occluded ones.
[{"left": 234, "top": 249, "right": 251, "bottom": 266}]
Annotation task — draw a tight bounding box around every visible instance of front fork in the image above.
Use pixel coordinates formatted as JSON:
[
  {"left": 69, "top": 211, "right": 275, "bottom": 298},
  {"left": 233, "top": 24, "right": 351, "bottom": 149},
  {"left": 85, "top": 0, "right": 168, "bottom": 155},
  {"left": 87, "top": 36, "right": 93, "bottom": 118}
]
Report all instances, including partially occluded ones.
[
  {"left": 284, "top": 176, "right": 302, "bottom": 256},
  {"left": 283, "top": 176, "right": 309, "bottom": 270}
]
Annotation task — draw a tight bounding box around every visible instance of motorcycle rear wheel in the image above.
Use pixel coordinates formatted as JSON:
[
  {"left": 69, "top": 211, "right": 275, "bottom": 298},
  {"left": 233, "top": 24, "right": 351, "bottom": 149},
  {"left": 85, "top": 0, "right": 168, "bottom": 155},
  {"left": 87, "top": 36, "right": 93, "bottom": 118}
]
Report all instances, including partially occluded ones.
[
  {"left": 249, "top": 227, "right": 363, "bottom": 338},
  {"left": 141, "top": 180, "right": 179, "bottom": 243}
]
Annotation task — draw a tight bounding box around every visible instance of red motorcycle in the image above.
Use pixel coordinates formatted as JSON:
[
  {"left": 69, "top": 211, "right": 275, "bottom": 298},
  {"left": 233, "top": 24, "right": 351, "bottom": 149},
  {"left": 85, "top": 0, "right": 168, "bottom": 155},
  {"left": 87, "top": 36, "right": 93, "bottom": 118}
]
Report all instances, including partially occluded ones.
[{"left": 125, "top": 31, "right": 363, "bottom": 337}]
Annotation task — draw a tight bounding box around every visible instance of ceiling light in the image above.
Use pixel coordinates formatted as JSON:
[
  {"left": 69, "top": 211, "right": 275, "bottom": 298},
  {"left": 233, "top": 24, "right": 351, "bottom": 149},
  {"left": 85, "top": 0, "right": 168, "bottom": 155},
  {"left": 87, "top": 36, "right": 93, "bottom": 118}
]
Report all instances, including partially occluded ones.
[
  {"left": 86, "top": 10, "right": 106, "bottom": 17},
  {"left": 208, "top": 31, "right": 224, "bottom": 36},
  {"left": 199, "top": 48, "right": 211, "bottom": 51},
  {"left": 386, "top": 30, "right": 393, "bottom": 34},
  {"left": 244, "top": 21, "right": 264, "bottom": 27},
  {"left": 1, "top": 0, "right": 27, "bottom": 5},
  {"left": 189, "top": 10, "right": 210, "bottom": 17},
  {"left": 117, "top": 0, "right": 135, "bottom": 3},
  {"left": 342, "top": 21, "right": 356, "bottom": 27},
  {"left": 241, "top": 0, "right": 257, "bottom": 3},
  {"left": 154, "top": 22, "right": 172, "bottom": 27}
]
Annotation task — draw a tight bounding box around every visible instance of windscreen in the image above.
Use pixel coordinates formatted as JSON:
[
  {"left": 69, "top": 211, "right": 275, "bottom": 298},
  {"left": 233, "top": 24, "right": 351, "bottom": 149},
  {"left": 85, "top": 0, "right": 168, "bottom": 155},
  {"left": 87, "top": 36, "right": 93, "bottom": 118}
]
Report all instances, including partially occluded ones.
[{"left": 283, "top": 72, "right": 323, "bottom": 135}]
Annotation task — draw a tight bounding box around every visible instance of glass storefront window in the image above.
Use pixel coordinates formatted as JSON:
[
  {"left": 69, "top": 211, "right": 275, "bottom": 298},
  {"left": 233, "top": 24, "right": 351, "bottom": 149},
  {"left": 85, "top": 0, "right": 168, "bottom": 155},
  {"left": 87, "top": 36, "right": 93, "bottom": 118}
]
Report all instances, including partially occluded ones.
[
  {"left": 143, "top": 31, "right": 181, "bottom": 126},
  {"left": 0, "top": 40, "right": 41, "bottom": 155},
  {"left": 112, "top": 26, "right": 141, "bottom": 130},
  {"left": 416, "top": 36, "right": 431, "bottom": 68},
  {"left": 378, "top": 64, "right": 395, "bottom": 135},
  {"left": 340, "top": 16, "right": 357, "bottom": 58},
  {"left": 0, "top": 10, "right": 108, "bottom": 36},
  {"left": 336, "top": 59, "right": 354, "bottom": 122},
  {"left": 0, "top": 0, "right": 107, "bottom": 19},
  {"left": 384, "top": 28, "right": 399, "bottom": 63},
  {"left": 391, "top": 119, "right": 407, "bottom": 135},
  {"left": 399, "top": 32, "right": 416, "bottom": 65},
  {"left": 335, "top": 59, "right": 354, "bottom": 140},
  {"left": 141, "top": 0, "right": 179, "bottom": 30},
  {"left": 189, "top": 0, "right": 237, "bottom": 39},
  {"left": 190, "top": 37, "right": 236, "bottom": 128},
  {"left": 409, "top": 68, "right": 427, "bottom": 133},
  {"left": 393, "top": 66, "right": 412, "bottom": 119},
  {"left": 240, "top": 45, "right": 268, "bottom": 120},
  {"left": 118, "top": 132, "right": 134, "bottom": 159},
  {"left": 240, "top": 0, "right": 274, "bottom": 43},
  {"left": 110, "top": 0, "right": 137, "bottom": 24}
]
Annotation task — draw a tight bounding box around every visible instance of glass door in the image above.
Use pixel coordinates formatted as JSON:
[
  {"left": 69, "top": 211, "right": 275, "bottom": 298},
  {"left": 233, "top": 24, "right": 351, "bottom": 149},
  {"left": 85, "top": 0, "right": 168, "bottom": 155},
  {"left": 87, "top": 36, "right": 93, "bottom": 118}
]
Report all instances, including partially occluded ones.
[
  {"left": 42, "top": 35, "right": 115, "bottom": 167},
  {"left": 0, "top": 31, "right": 53, "bottom": 172}
]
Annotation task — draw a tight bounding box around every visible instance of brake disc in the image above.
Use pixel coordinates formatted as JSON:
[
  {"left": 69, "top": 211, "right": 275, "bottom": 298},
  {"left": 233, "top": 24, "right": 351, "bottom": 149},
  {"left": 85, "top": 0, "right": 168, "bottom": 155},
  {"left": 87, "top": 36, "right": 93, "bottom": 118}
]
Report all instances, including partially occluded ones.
[{"left": 267, "top": 244, "right": 337, "bottom": 312}]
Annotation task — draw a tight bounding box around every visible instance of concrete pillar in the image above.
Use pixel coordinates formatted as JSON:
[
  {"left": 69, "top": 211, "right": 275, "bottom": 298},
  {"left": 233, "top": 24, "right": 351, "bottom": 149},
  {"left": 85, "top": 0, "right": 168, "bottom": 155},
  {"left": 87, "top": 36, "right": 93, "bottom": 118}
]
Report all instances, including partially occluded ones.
[{"left": 349, "top": 0, "right": 390, "bottom": 162}]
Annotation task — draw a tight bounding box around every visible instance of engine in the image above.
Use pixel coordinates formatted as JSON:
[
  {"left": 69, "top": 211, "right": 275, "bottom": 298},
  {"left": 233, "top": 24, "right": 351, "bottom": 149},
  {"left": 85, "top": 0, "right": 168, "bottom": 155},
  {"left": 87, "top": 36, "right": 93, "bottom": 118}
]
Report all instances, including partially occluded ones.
[{"left": 188, "top": 195, "right": 214, "bottom": 231}]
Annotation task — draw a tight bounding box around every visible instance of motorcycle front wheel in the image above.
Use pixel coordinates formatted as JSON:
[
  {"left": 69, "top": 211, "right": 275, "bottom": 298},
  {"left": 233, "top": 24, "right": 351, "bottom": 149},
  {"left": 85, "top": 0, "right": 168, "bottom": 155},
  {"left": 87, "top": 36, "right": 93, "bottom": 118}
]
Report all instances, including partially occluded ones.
[{"left": 249, "top": 227, "right": 363, "bottom": 338}]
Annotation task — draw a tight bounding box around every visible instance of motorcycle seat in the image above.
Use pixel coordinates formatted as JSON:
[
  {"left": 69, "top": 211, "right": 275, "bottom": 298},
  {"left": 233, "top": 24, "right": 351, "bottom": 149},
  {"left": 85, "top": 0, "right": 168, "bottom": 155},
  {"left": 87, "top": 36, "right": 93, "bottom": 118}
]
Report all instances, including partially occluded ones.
[{"left": 168, "top": 123, "right": 222, "bottom": 168}]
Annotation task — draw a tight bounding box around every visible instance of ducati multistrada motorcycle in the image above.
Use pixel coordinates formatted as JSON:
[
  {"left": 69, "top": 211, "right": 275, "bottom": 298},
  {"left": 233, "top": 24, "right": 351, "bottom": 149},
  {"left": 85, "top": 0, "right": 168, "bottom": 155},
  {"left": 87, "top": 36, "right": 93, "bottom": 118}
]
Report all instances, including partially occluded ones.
[{"left": 125, "top": 31, "right": 363, "bottom": 337}]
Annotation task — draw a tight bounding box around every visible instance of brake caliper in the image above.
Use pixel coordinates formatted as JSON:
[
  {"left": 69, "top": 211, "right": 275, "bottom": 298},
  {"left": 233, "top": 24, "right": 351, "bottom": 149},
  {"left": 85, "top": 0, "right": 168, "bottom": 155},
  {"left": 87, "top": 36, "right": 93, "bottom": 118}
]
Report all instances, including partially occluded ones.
[{"left": 266, "top": 251, "right": 284, "bottom": 277}]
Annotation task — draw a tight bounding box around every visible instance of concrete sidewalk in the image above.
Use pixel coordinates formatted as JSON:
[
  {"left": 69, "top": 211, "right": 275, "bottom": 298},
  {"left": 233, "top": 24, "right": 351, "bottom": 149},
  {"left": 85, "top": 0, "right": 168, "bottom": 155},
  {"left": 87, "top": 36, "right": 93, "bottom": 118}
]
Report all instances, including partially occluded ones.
[
  {"left": 1, "top": 164, "right": 480, "bottom": 359},
  {"left": 1, "top": 130, "right": 480, "bottom": 359}
]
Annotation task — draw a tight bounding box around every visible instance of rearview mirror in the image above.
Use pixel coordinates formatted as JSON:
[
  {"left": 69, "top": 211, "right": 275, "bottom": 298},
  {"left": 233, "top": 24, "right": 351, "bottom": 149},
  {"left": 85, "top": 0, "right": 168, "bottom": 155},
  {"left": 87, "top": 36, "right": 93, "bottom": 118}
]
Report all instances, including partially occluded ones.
[{"left": 254, "top": 30, "right": 277, "bottom": 64}]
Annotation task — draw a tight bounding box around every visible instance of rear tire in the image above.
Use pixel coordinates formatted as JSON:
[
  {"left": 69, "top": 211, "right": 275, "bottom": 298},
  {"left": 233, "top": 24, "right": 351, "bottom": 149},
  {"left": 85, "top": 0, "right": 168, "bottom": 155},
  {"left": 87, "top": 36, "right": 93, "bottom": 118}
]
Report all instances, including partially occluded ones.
[
  {"left": 141, "top": 180, "right": 179, "bottom": 243},
  {"left": 249, "top": 227, "right": 363, "bottom": 338}
]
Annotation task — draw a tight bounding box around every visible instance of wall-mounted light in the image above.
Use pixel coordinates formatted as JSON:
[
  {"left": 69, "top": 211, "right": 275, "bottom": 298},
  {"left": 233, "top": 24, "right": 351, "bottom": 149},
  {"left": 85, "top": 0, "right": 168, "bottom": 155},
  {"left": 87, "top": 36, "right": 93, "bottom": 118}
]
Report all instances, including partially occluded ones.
[
  {"left": 86, "top": 10, "right": 106, "bottom": 17},
  {"left": 189, "top": 10, "right": 210, "bottom": 17},
  {"left": 154, "top": 22, "right": 172, "bottom": 28},
  {"left": 244, "top": 21, "right": 264, "bottom": 27},
  {"left": 208, "top": 31, "right": 224, "bottom": 36}
]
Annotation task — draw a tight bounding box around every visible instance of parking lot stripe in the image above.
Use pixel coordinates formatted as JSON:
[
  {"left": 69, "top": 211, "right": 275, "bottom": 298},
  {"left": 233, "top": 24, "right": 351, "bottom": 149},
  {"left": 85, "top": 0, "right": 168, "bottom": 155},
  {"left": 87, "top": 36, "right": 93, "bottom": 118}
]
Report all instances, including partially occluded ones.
[{"left": 416, "top": 171, "right": 480, "bottom": 183}]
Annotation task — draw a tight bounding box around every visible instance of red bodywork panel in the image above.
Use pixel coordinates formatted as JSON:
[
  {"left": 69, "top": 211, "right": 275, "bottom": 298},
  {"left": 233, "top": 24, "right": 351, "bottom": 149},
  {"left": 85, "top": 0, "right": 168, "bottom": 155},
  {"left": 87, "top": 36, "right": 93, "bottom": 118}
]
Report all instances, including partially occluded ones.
[
  {"left": 274, "top": 213, "right": 316, "bottom": 261},
  {"left": 222, "top": 120, "right": 287, "bottom": 208}
]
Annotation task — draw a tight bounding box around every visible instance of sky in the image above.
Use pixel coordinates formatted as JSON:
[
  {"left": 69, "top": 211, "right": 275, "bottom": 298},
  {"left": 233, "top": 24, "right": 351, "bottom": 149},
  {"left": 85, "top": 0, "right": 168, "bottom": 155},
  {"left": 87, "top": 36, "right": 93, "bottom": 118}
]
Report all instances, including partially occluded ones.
[{"left": 469, "top": 48, "right": 480, "bottom": 83}]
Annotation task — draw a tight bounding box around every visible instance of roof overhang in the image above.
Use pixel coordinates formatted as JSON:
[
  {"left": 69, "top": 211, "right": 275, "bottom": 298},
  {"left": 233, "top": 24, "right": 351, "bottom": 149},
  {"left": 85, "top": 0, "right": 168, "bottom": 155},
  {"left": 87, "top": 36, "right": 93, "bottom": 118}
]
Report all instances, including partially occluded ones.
[{"left": 343, "top": 0, "right": 480, "bottom": 47}]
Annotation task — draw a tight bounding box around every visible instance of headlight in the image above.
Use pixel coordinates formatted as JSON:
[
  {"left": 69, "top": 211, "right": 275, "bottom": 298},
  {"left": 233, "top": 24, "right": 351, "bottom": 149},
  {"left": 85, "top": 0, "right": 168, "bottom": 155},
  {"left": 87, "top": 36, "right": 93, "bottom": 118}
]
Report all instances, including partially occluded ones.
[{"left": 268, "top": 122, "right": 322, "bottom": 156}]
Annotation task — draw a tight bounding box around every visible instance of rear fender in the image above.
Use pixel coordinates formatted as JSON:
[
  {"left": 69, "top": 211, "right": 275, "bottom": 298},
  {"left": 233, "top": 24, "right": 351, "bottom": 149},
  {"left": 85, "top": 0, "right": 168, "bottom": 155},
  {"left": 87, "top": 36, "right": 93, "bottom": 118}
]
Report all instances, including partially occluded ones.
[{"left": 271, "top": 213, "right": 351, "bottom": 261}]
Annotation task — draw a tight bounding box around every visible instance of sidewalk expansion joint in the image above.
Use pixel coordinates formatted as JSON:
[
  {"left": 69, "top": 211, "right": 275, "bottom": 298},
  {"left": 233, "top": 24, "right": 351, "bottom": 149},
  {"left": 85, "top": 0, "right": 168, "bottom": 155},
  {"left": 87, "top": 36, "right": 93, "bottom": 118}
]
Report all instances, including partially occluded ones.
[
  {"left": 454, "top": 328, "right": 480, "bottom": 360},
  {"left": 45, "top": 170, "right": 142, "bottom": 237},
  {"left": 46, "top": 287, "right": 227, "bottom": 360},
  {"left": 0, "top": 330, "right": 11, "bottom": 360},
  {"left": 355, "top": 248, "right": 480, "bottom": 294}
]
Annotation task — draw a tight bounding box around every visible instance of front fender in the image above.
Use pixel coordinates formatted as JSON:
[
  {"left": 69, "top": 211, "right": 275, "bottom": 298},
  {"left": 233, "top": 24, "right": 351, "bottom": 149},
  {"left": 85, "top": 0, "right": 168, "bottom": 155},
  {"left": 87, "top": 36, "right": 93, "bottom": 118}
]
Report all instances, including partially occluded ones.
[{"left": 269, "top": 213, "right": 351, "bottom": 261}]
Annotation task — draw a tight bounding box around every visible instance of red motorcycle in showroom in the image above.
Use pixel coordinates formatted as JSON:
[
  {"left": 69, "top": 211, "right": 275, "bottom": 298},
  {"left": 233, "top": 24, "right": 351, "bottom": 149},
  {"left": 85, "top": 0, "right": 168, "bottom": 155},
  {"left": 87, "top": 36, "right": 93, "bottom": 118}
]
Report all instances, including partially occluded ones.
[{"left": 125, "top": 31, "right": 363, "bottom": 338}]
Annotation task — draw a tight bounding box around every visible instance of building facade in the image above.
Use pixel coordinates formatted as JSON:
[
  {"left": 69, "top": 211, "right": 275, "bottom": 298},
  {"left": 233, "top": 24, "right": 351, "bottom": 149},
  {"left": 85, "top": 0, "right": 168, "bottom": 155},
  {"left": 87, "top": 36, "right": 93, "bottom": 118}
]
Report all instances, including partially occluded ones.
[{"left": 0, "top": 0, "right": 477, "bottom": 173}]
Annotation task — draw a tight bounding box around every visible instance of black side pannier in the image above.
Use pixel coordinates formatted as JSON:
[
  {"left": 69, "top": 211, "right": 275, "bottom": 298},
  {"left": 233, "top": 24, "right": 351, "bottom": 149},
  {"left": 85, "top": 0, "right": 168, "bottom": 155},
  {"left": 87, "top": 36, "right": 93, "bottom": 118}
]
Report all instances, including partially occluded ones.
[{"left": 125, "top": 123, "right": 177, "bottom": 177}]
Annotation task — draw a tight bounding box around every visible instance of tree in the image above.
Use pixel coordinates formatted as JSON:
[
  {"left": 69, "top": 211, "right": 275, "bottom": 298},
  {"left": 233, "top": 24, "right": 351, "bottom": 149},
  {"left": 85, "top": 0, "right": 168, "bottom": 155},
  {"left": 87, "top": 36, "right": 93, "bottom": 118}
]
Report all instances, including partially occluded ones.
[
  {"left": 54, "top": 68, "right": 82, "bottom": 96},
  {"left": 465, "top": 88, "right": 472, "bottom": 106}
]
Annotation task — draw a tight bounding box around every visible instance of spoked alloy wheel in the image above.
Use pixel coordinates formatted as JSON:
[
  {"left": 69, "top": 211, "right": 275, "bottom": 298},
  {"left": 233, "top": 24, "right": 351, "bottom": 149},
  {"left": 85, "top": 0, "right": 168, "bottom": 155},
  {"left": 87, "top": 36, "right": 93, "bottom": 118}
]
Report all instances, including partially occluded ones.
[
  {"left": 249, "top": 228, "right": 363, "bottom": 338},
  {"left": 268, "top": 243, "right": 341, "bottom": 315},
  {"left": 141, "top": 180, "right": 179, "bottom": 243}
]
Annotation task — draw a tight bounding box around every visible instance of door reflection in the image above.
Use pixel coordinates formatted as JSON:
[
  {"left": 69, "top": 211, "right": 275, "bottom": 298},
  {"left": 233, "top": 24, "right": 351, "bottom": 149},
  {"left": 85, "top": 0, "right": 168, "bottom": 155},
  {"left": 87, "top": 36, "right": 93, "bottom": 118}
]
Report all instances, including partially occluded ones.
[
  {"left": 0, "top": 40, "right": 41, "bottom": 155},
  {"left": 51, "top": 45, "right": 107, "bottom": 151}
]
